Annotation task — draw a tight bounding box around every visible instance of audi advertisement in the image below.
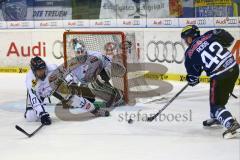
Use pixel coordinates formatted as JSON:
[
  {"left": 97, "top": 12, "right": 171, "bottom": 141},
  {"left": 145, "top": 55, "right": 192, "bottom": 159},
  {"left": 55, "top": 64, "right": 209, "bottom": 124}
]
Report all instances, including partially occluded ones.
[{"left": 0, "top": 28, "right": 239, "bottom": 74}]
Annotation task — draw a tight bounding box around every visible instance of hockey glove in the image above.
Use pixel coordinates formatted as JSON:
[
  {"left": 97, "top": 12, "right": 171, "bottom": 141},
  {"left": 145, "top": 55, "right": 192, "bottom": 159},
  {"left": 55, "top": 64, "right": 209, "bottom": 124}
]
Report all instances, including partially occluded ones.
[
  {"left": 40, "top": 112, "right": 51, "bottom": 125},
  {"left": 186, "top": 75, "right": 199, "bottom": 87}
]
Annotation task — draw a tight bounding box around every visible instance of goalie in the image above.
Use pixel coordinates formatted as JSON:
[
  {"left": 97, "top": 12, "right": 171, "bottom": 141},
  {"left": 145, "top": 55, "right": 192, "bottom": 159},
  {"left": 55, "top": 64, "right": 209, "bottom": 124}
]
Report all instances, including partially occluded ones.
[
  {"left": 24, "top": 56, "right": 109, "bottom": 125},
  {"left": 65, "top": 38, "right": 126, "bottom": 108}
]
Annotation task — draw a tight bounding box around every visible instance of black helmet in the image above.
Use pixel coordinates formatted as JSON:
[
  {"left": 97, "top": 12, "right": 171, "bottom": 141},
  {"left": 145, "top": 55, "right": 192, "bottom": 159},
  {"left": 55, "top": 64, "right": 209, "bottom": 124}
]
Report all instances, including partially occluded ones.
[
  {"left": 181, "top": 25, "right": 200, "bottom": 39},
  {"left": 30, "top": 56, "right": 47, "bottom": 80}
]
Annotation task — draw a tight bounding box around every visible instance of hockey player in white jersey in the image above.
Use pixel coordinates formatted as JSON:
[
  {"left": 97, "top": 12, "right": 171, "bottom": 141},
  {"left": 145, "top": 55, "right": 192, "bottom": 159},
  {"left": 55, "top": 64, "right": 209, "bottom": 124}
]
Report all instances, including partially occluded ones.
[
  {"left": 66, "top": 39, "right": 126, "bottom": 107},
  {"left": 25, "top": 56, "right": 109, "bottom": 125},
  {"left": 25, "top": 56, "right": 55, "bottom": 125}
]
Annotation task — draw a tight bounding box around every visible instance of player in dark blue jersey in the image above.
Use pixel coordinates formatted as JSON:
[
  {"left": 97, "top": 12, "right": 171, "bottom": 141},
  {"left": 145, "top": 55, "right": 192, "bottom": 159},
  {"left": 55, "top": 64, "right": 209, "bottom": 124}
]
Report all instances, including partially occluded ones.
[{"left": 181, "top": 25, "right": 239, "bottom": 139}]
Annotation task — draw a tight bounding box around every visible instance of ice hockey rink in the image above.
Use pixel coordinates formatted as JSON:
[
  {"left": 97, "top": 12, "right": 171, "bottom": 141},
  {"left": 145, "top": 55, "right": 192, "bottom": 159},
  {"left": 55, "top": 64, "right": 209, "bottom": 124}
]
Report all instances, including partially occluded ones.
[{"left": 0, "top": 73, "right": 239, "bottom": 160}]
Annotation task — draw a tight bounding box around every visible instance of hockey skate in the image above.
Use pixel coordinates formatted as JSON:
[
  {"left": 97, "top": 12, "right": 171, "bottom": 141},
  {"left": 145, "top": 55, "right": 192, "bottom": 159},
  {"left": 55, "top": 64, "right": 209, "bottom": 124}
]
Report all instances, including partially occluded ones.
[
  {"left": 91, "top": 107, "right": 110, "bottom": 117},
  {"left": 203, "top": 118, "right": 221, "bottom": 128},
  {"left": 223, "top": 120, "right": 240, "bottom": 139}
]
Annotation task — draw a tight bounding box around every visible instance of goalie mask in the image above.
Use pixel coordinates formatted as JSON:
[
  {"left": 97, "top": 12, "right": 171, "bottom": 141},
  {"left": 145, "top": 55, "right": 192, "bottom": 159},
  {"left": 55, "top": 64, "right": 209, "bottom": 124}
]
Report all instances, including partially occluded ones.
[
  {"left": 72, "top": 38, "right": 86, "bottom": 55},
  {"left": 30, "top": 56, "right": 47, "bottom": 81}
]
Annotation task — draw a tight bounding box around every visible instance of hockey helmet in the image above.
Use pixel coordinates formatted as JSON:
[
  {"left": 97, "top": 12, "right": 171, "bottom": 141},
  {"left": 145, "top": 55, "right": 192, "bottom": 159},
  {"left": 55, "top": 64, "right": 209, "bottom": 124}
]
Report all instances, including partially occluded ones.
[
  {"left": 72, "top": 38, "right": 86, "bottom": 55},
  {"left": 181, "top": 25, "right": 200, "bottom": 39},
  {"left": 30, "top": 56, "right": 47, "bottom": 80}
]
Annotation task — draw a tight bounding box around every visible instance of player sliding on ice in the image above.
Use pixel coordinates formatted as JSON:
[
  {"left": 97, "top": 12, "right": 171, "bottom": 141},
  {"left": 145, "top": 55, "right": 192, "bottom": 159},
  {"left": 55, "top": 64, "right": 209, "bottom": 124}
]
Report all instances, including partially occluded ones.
[
  {"left": 25, "top": 56, "right": 110, "bottom": 125},
  {"left": 65, "top": 38, "right": 126, "bottom": 108},
  {"left": 181, "top": 25, "right": 239, "bottom": 139}
]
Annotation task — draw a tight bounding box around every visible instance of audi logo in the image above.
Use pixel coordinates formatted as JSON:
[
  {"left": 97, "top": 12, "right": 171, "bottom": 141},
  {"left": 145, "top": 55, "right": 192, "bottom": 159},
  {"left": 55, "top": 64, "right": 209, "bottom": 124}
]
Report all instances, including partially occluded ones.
[
  {"left": 197, "top": 19, "right": 206, "bottom": 25},
  {"left": 163, "top": 20, "right": 172, "bottom": 25},
  {"left": 52, "top": 40, "right": 64, "bottom": 59},
  {"left": 227, "top": 18, "right": 238, "bottom": 24},
  {"left": 146, "top": 40, "right": 186, "bottom": 64}
]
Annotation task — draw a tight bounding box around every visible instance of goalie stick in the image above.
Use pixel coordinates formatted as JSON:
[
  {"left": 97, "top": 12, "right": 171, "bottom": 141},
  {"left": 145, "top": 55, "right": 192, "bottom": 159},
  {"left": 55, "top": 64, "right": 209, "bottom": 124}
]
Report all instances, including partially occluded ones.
[{"left": 15, "top": 124, "right": 44, "bottom": 138}]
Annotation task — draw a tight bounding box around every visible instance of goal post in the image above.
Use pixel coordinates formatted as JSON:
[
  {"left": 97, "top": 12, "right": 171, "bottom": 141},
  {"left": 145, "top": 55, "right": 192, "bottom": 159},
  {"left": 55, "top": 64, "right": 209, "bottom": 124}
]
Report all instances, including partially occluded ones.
[{"left": 63, "top": 31, "right": 129, "bottom": 103}]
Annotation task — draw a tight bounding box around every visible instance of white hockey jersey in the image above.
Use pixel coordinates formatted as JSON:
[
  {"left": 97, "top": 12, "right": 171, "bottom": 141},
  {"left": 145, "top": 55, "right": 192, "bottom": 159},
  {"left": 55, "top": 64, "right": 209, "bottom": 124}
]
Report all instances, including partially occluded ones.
[
  {"left": 70, "top": 51, "right": 111, "bottom": 84},
  {"left": 25, "top": 64, "right": 57, "bottom": 116}
]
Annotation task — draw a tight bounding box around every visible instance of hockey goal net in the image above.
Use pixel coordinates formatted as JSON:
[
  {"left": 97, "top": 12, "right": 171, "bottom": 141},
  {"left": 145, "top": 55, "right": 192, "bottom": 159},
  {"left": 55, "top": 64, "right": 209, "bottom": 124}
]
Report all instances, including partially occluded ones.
[{"left": 63, "top": 31, "right": 128, "bottom": 103}]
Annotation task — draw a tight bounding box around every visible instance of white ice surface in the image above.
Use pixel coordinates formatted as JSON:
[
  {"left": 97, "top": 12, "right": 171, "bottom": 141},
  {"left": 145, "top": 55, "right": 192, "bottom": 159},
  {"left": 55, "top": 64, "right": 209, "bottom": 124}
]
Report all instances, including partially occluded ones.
[{"left": 0, "top": 73, "right": 239, "bottom": 160}]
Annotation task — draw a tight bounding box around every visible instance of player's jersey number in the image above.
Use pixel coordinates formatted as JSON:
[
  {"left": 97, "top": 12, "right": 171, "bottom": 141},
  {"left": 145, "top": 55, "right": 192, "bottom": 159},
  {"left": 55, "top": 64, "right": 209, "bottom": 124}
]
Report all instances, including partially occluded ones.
[
  {"left": 201, "top": 42, "right": 230, "bottom": 68},
  {"left": 31, "top": 97, "right": 37, "bottom": 105}
]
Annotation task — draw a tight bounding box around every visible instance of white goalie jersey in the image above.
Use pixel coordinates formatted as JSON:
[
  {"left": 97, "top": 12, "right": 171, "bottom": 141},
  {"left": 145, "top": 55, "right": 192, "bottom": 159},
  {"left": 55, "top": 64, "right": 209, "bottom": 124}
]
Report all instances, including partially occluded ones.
[
  {"left": 68, "top": 50, "right": 112, "bottom": 85},
  {"left": 65, "top": 50, "right": 126, "bottom": 107}
]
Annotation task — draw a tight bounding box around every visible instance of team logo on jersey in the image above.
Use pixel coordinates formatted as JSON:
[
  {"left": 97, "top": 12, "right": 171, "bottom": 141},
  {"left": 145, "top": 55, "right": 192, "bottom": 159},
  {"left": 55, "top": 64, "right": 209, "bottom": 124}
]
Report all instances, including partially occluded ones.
[{"left": 32, "top": 79, "right": 37, "bottom": 87}]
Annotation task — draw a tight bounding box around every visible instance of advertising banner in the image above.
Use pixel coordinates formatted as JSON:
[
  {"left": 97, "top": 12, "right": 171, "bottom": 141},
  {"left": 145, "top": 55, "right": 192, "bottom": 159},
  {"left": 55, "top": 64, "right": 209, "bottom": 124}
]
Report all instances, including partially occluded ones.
[
  {"left": 117, "top": 18, "right": 146, "bottom": 28},
  {"left": 90, "top": 19, "right": 117, "bottom": 28},
  {"left": 194, "top": 0, "right": 234, "bottom": 17},
  {"left": 147, "top": 18, "right": 179, "bottom": 28},
  {"left": 34, "top": 20, "right": 63, "bottom": 28},
  {"left": 99, "top": 0, "right": 170, "bottom": 19},
  {"left": 6, "top": 21, "right": 34, "bottom": 29},
  {"left": 213, "top": 17, "right": 239, "bottom": 27},
  {"left": 0, "top": 28, "right": 239, "bottom": 84},
  {"left": 63, "top": 20, "right": 90, "bottom": 28},
  {"left": 0, "top": 28, "right": 239, "bottom": 74},
  {"left": 182, "top": 0, "right": 194, "bottom": 18},
  {"left": 178, "top": 17, "right": 215, "bottom": 27},
  {"left": 0, "top": 0, "right": 72, "bottom": 21},
  {"left": 0, "top": 29, "right": 65, "bottom": 71},
  {"left": 195, "top": 0, "right": 232, "bottom": 7}
]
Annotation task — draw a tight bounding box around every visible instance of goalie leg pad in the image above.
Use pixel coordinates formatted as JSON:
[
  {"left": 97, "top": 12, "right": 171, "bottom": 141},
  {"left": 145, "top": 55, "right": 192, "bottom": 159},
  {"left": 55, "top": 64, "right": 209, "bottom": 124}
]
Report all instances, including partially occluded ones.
[
  {"left": 90, "top": 79, "right": 115, "bottom": 102},
  {"left": 67, "top": 95, "right": 95, "bottom": 112},
  {"left": 89, "top": 78, "right": 124, "bottom": 107},
  {"left": 69, "top": 84, "right": 96, "bottom": 100}
]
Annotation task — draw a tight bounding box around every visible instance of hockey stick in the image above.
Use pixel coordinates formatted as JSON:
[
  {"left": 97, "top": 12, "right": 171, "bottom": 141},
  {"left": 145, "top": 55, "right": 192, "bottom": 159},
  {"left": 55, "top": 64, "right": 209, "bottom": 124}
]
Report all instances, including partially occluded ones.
[
  {"left": 146, "top": 84, "right": 189, "bottom": 122},
  {"left": 15, "top": 124, "right": 44, "bottom": 138},
  {"left": 230, "top": 93, "right": 238, "bottom": 99}
]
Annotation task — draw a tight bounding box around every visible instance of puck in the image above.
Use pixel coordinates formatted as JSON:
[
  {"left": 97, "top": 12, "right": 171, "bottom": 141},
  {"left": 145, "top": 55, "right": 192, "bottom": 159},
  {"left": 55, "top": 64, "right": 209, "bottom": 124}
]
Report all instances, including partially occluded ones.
[{"left": 128, "top": 119, "right": 133, "bottom": 124}]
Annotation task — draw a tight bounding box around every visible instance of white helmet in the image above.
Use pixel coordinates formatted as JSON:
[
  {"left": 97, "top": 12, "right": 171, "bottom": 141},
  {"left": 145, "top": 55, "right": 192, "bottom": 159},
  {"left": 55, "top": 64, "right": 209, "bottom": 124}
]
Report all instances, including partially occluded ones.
[{"left": 72, "top": 38, "right": 86, "bottom": 55}]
